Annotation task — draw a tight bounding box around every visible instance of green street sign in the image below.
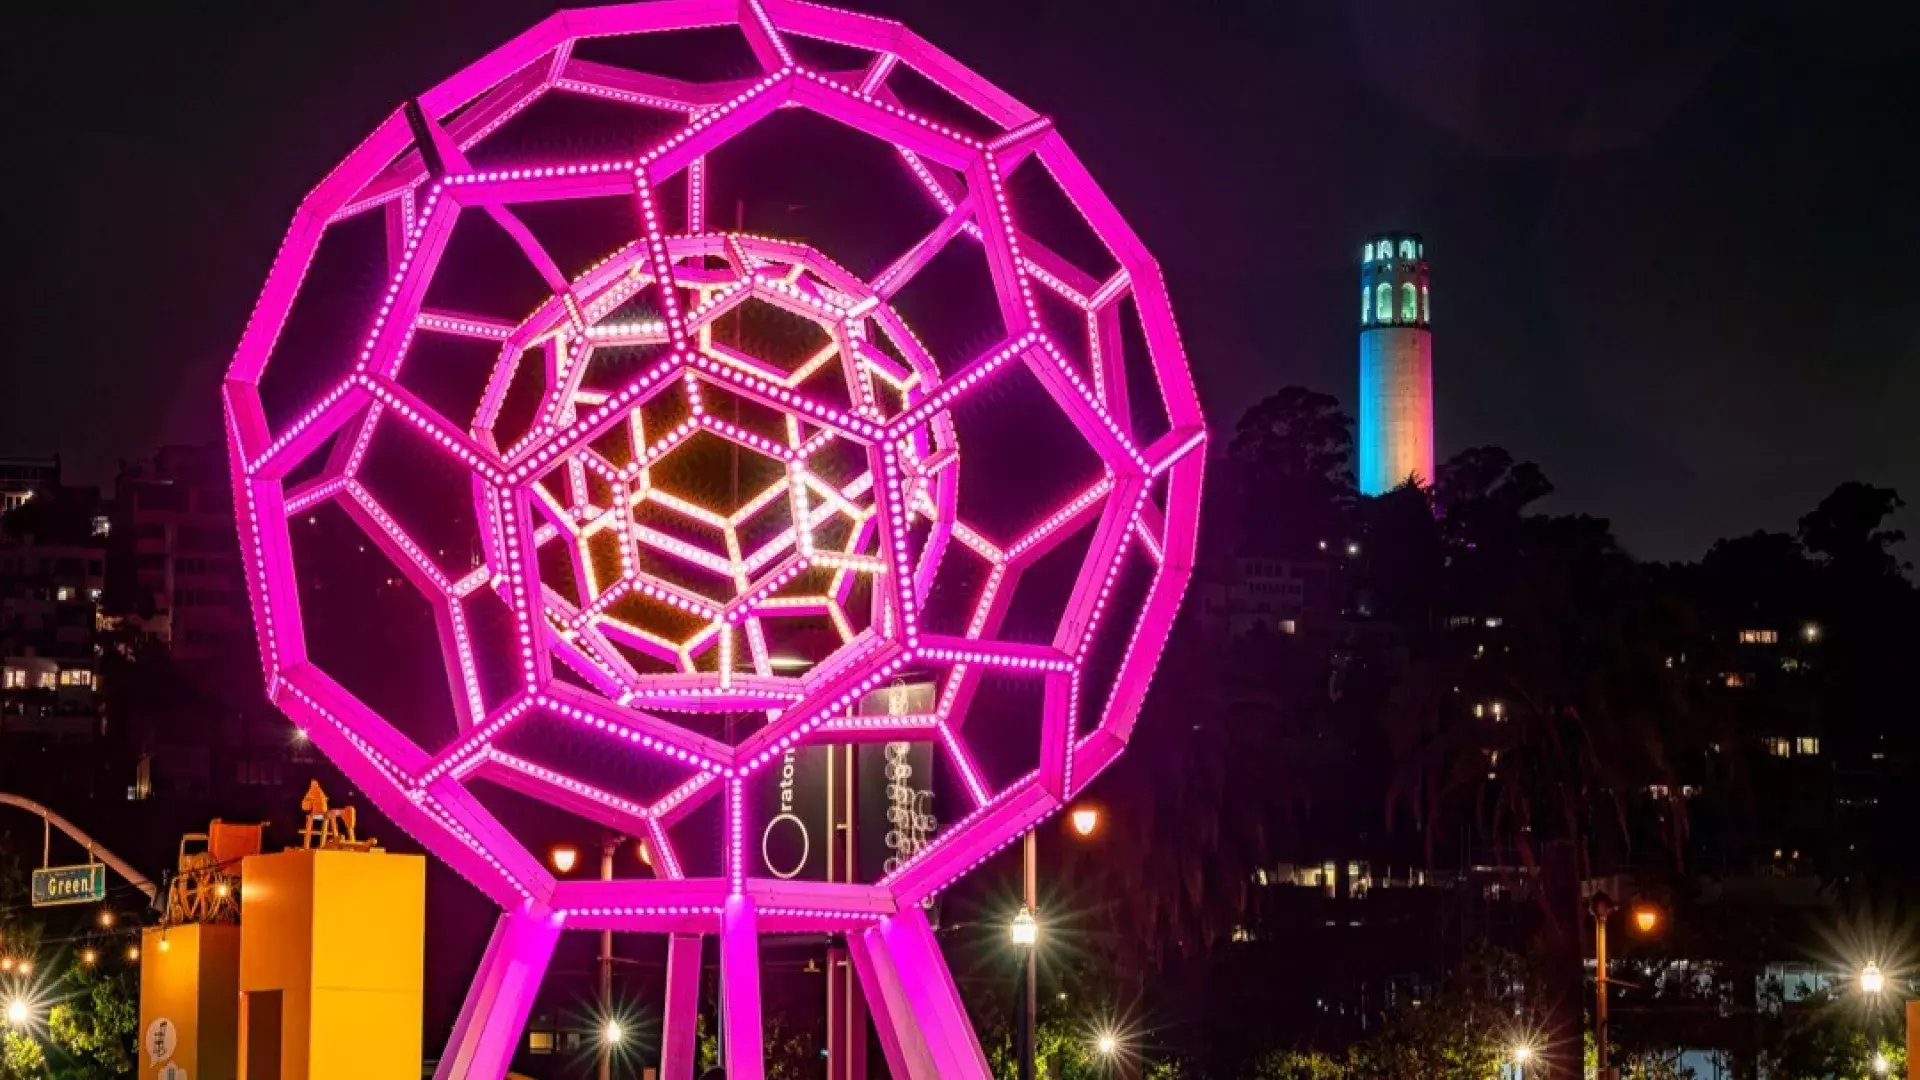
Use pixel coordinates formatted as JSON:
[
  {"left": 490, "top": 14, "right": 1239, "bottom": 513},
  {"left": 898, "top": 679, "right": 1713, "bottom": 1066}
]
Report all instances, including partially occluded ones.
[{"left": 32, "top": 863, "right": 107, "bottom": 907}]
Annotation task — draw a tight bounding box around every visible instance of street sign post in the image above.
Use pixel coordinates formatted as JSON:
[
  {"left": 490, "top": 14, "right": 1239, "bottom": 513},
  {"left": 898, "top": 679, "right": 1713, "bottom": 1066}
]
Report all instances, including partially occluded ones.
[{"left": 32, "top": 863, "right": 107, "bottom": 906}]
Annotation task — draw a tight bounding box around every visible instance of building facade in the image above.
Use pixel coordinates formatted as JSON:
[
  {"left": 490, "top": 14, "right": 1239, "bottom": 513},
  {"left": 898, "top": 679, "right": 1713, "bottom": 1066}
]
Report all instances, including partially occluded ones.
[
  {"left": 112, "top": 445, "right": 251, "bottom": 660},
  {"left": 1358, "top": 235, "right": 1434, "bottom": 495}
]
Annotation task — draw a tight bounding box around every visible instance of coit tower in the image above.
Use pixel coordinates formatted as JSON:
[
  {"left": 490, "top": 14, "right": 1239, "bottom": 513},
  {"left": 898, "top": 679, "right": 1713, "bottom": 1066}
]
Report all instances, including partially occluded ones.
[{"left": 1357, "top": 233, "right": 1434, "bottom": 495}]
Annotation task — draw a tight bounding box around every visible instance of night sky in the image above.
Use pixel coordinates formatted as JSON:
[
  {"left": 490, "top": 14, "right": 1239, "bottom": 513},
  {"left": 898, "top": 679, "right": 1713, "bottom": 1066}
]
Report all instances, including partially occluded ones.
[{"left": 6, "top": 1, "right": 1916, "bottom": 561}]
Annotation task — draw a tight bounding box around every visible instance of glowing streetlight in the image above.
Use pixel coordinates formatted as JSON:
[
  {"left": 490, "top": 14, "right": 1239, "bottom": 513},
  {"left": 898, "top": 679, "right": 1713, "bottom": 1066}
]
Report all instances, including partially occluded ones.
[
  {"left": 1871, "top": 1052, "right": 1889, "bottom": 1075},
  {"left": 1630, "top": 903, "right": 1662, "bottom": 935},
  {"left": 603, "top": 1019, "right": 625, "bottom": 1045},
  {"left": 1095, "top": 1032, "right": 1119, "bottom": 1058},
  {"left": 127, "top": 946, "right": 140, "bottom": 963},
  {"left": 1859, "top": 962, "right": 1885, "bottom": 995},
  {"left": 1069, "top": 806, "right": 1101, "bottom": 838},
  {"left": 5, "top": 1000, "right": 26, "bottom": 1026},
  {"left": 14, "top": 961, "right": 29, "bottom": 977},
  {"left": 1010, "top": 906, "right": 1038, "bottom": 949},
  {"left": 215, "top": 881, "right": 232, "bottom": 899},
  {"left": 80, "top": 949, "right": 97, "bottom": 966},
  {"left": 1512, "top": 1045, "right": 1534, "bottom": 1064},
  {"left": 550, "top": 845, "right": 579, "bottom": 875},
  {"left": 98, "top": 910, "right": 115, "bottom": 928}
]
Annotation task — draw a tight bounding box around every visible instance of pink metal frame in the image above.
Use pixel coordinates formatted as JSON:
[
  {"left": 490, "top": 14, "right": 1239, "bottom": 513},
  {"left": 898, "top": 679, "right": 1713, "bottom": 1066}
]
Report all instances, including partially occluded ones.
[{"left": 223, "top": 3, "right": 1203, "bottom": 1077}]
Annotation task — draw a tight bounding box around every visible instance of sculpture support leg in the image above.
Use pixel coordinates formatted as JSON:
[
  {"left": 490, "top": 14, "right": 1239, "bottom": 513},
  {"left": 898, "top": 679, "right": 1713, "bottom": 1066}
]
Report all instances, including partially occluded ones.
[
  {"left": 879, "top": 906, "right": 993, "bottom": 1079},
  {"left": 720, "top": 896, "right": 765, "bottom": 1080},
  {"left": 660, "top": 933, "right": 702, "bottom": 1080},
  {"left": 848, "top": 923, "right": 933, "bottom": 1079},
  {"left": 849, "top": 907, "right": 992, "bottom": 1080},
  {"left": 435, "top": 902, "right": 561, "bottom": 1080}
]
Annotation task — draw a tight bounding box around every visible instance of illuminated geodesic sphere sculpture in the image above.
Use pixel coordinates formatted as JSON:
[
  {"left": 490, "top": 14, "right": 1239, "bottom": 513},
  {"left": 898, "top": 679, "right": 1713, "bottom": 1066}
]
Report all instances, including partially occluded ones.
[{"left": 224, "top": 3, "right": 1202, "bottom": 1076}]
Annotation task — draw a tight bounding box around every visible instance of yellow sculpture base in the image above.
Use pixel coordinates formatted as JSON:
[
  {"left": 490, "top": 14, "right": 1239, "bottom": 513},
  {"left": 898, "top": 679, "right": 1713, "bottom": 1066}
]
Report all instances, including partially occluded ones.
[
  {"left": 138, "top": 923, "right": 241, "bottom": 1080},
  {"left": 238, "top": 848, "right": 426, "bottom": 1080}
]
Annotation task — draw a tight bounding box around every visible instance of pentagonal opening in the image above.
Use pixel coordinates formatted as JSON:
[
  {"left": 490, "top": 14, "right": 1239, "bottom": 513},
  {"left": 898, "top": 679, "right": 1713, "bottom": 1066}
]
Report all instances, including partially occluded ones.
[
  {"left": 953, "top": 668, "right": 1045, "bottom": 793},
  {"left": 395, "top": 331, "right": 505, "bottom": 435},
  {"left": 917, "top": 532, "right": 999, "bottom": 639},
  {"left": 290, "top": 500, "right": 458, "bottom": 753},
  {"left": 650, "top": 429, "right": 786, "bottom": 520},
  {"left": 1075, "top": 540, "right": 1158, "bottom": 742},
  {"left": 255, "top": 210, "right": 388, "bottom": 435},
  {"left": 998, "top": 523, "right": 1096, "bottom": 647},
  {"left": 459, "top": 583, "right": 530, "bottom": 718},
  {"left": 352, "top": 415, "right": 483, "bottom": 583},
  {"left": 1004, "top": 155, "right": 1122, "bottom": 286},
  {"left": 885, "top": 229, "right": 1007, "bottom": 373},
  {"left": 708, "top": 295, "right": 838, "bottom": 379},
  {"left": 947, "top": 358, "right": 1105, "bottom": 545},
  {"left": 1114, "top": 293, "right": 1173, "bottom": 448},
  {"left": 492, "top": 709, "right": 704, "bottom": 811},
  {"left": 882, "top": 61, "right": 1007, "bottom": 142},
  {"left": 509, "top": 196, "right": 643, "bottom": 282},
  {"left": 421, "top": 209, "right": 556, "bottom": 326},
  {"left": 661, "top": 783, "right": 725, "bottom": 880},
  {"left": 705, "top": 108, "right": 947, "bottom": 282}
]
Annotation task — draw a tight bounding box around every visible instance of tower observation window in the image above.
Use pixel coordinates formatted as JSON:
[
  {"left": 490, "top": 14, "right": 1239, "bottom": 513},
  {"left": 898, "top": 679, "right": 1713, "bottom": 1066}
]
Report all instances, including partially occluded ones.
[
  {"left": 1361, "top": 287, "right": 1371, "bottom": 324},
  {"left": 1376, "top": 283, "right": 1394, "bottom": 324},
  {"left": 1401, "top": 283, "right": 1418, "bottom": 322},
  {"left": 1422, "top": 286, "right": 1430, "bottom": 323},
  {"left": 1399, "top": 240, "right": 1416, "bottom": 260}
]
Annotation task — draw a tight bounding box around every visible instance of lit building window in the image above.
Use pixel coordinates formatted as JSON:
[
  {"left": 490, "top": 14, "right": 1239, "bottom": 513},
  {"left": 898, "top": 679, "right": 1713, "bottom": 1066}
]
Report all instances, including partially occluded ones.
[
  {"left": 1738, "top": 629, "right": 1779, "bottom": 645},
  {"left": 1483, "top": 616, "right": 1502, "bottom": 628},
  {"left": 528, "top": 1031, "right": 556, "bottom": 1054},
  {"left": 91, "top": 516, "right": 111, "bottom": 537},
  {"left": 34, "top": 671, "right": 56, "bottom": 690},
  {"left": 1723, "top": 673, "right": 1745, "bottom": 688},
  {"left": 1422, "top": 285, "right": 1430, "bottom": 322},
  {"left": 1361, "top": 287, "right": 1371, "bottom": 324},
  {"left": 1376, "top": 283, "right": 1393, "bottom": 325},
  {"left": 1278, "top": 619, "right": 1297, "bottom": 635},
  {"left": 1, "top": 669, "right": 24, "bottom": 690},
  {"left": 1399, "top": 239, "right": 1415, "bottom": 260},
  {"left": 1762, "top": 737, "right": 1789, "bottom": 758},
  {"left": 1794, "top": 736, "right": 1819, "bottom": 756},
  {"left": 1363, "top": 243, "right": 1374, "bottom": 263},
  {"left": 1401, "top": 282, "right": 1418, "bottom": 321},
  {"left": 57, "top": 669, "right": 93, "bottom": 688},
  {"left": 55, "top": 586, "right": 75, "bottom": 602}
]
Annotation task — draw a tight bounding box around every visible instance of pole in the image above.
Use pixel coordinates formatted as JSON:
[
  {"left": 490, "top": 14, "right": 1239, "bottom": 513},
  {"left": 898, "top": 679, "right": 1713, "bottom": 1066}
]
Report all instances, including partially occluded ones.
[
  {"left": 1593, "top": 897, "right": 1611, "bottom": 1080},
  {"left": 1020, "top": 830, "right": 1038, "bottom": 1080},
  {"left": 0, "top": 793, "right": 158, "bottom": 901},
  {"left": 600, "top": 837, "right": 618, "bottom": 1080}
]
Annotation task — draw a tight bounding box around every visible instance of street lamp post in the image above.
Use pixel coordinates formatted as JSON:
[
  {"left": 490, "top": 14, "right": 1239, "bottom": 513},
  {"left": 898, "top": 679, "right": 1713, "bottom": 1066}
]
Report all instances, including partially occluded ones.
[
  {"left": 598, "top": 836, "right": 620, "bottom": 1080},
  {"left": 1592, "top": 893, "right": 1614, "bottom": 1080},
  {"left": 1010, "top": 807, "right": 1101, "bottom": 1080},
  {"left": 1022, "top": 831, "right": 1039, "bottom": 1080},
  {"left": 1006, "top": 899, "right": 1036, "bottom": 1076}
]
